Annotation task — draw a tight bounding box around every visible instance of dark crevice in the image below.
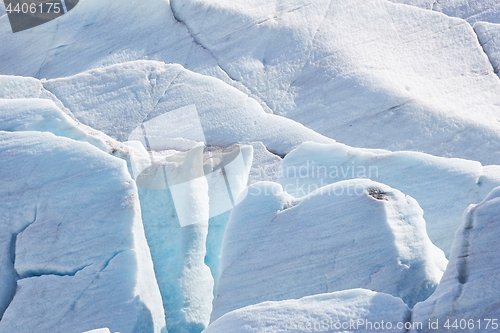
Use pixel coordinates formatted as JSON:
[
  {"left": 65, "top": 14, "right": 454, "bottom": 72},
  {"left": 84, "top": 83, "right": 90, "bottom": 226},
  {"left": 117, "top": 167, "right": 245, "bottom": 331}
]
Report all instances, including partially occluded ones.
[
  {"left": 456, "top": 209, "right": 475, "bottom": 287},
  {"left": 267, "top": 149, "right": 286, "bottom": 159},
  {"left": 1, "top": 206, "right": 38, "bottom": 320},
  {"left": 404, "top": 308, "right": 413, "bottom": 333},
  {"left": 18, "top": 263, "right": 94, "bottom": 280}
]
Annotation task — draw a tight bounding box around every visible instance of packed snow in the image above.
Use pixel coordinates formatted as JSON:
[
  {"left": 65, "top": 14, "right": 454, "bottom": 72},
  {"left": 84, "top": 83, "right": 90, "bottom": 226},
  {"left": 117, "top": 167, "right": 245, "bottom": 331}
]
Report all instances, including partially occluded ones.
[
  {"left": 388, "top": 0, "right": 500, "bottom": 24},
  {"left": 169, "top": 0, "right": 500, "bottom": 164},
  {"left": 1, "top": 0, "right": 500, "bottom": 332},
  {"left": 278, "top": 142, "right": 500, "bottom": 255},
  {"left": 41, "top": 61, "right": 333, "bottom": 155},
  {"left": 212, "top": 180, "right": 447, "bottom": 321},
  {"left": 204, "top": 289, "right": 411, "bottom": 333}
]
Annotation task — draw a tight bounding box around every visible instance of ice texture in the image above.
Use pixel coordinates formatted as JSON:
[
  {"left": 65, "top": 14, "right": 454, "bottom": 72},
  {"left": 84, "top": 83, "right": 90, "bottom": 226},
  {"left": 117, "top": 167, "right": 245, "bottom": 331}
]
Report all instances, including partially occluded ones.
[
  {"left": 133, "top": 143, "right": 253, "bottom": 332},
  {"left": 0, "top": 131, "right": 165, "bottom": 333},
  {"left": 42, "top": 61, "right": 332, "bottom": 155},
  {"left": 212, "top": 180, "right": 447, "bottom": 321},
  {"left": 205, "top": 289, "right": 411, "bottom": 333},
  {"left": 475, "top": 22, "right": 500, "bottom": 77},
  {"left": 169, "top": 0, "right": 500, "bottom": 164},
  {"left": 410, "top": 186, "right": 500, "bottom": 332},
  {"left": 388, "top": 0, "right": 500, "bottom": 24},
  {"left": 278, "top": 142, "right": 500, "bottom": 255}
]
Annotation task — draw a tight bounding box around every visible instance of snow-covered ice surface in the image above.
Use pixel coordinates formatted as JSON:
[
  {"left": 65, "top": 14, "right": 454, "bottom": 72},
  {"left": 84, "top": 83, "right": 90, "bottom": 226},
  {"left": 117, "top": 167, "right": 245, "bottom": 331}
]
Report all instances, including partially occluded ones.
[
  {"left": 0, "top": 0, "right": 270, "bottom": 110},
  {"left": 247, "top": 142, "right": 282, "bottom": 184},
  {"left": 0, "top": 132, "right": 165, "bottom": 333},
  {"left": 278, "top": 142, "right": 500, "bottom": 255},
  {"left": 2, "top": 0, "right": 500, "bottom": 163},
  {"left": 0, "top": 75, "right": 63, "bottom": 105},
  {"left": 388, "top": 0, "right": 500, "bottom": 24},
  {"left": 212, "top": 180, "right": 447, "bottom": 321},
  {"left": 0, "top": 0, "right": 219, "bottom": 79},
  {"left": 204, "top": 289, "right": 411, "bottom": 333},
  {"left": 410, "top": 187, "right": 500, "bottom": 332},
  {"left": 169, "top": 0, "right": 500, "bottom": 165},
  {"left": 0, "top": 95, "right": 159, "bottom": 180},
  {"left": 0, "top": 98, "right": 108, "bottom": 151},
  {"left": 41, "top": 61, "right": 333, "bottom": 155},
  {"left": 2, "top": 0, "right": 500, "bottom": 332},
  {"left": 475, "top": 22, "right": 500, "bottom": 76}
]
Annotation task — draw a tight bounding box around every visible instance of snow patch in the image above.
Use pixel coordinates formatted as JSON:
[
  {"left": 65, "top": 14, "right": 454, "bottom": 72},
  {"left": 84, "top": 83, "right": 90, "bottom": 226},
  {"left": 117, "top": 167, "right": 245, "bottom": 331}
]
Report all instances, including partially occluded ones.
[
  {"left": 205, "top": 289, "right": 410, "bottom": 333},
  {"left": 168, "top": 0, "right": 500, "bottom": 164},
  {"left": 42, "top": 61, "right": 332, "bottom": 155},
  {"left": 278, "top": 142, "right": 500, "bottom": 255}
]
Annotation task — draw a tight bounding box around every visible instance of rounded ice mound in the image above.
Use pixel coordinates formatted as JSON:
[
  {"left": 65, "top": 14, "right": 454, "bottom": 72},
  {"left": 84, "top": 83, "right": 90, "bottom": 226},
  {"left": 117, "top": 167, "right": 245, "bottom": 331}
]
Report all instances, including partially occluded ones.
[
  {"left": 212, "top": 179, "right": 447, "bottom": 321},
  {"left": 278, "top": 141, "right": 500, "bottom": 256},
  {"left": 205, "top": 289, "right": 411, "bottom": 333},
  {"left": 42, "top": 61, "right": 332, "bottom": 155}
]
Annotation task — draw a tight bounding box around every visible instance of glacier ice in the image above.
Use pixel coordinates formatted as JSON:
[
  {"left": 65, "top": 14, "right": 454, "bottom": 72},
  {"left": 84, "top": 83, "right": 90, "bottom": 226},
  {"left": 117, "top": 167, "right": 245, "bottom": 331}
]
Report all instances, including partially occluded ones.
[
  {"left": 0, "top": 0, "right": 222, "bottom": 80},
  {"left": 41, "top": 61, "right": 333, "bottom": 155},
  {"left": 0, "top": 72, "right": 256, "bottom": 333},
  {"left": 0, "top": 95, "right": 158, "bottom": 181},
  {"left": 475, "top": 22, "right": 500, "bottom": 76},
  {"left": 212, "top": 180, "right": 447, "bottom": 321},
  {"left": 1, "top": 0, "right": 500, "bottom": 331},
  {"left": 247, "top": 142, "right": 283, "bottom": 185},
  {"left": 169, "top": 0, "right": 500, "bottom": 164},
  {"left": 83, "top": 329, "right": 111, "bottom": 333},
  {"left": 0, "top": 98, "right": 109, "bottom": 151},
  {"left": 388, "top": 0, "right": 500, "bottom": 24},
  {"left": 410, "top": 186, "right": 500, "bottom": 332},
  {"left": 204, "top": 289, "right": 411, "bottom": 333},
  {"left": 130, "top": 142, "right": 253, "bottom": 332},
  {"left": 0, "top": 131, "right": 165, "bottom": 333},
  {"left": 278, "top": 142, "right": 500, "bottom": 255},
  {"left": 137, "top": 180, "right": 212, "bottom": 333},
  {"left": 3, "top": 0, "right": 500, "bottom": 163}
]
